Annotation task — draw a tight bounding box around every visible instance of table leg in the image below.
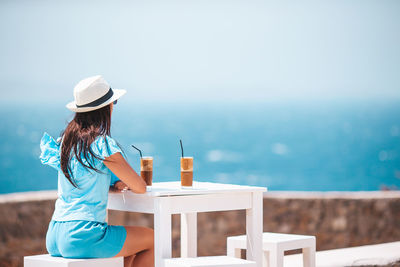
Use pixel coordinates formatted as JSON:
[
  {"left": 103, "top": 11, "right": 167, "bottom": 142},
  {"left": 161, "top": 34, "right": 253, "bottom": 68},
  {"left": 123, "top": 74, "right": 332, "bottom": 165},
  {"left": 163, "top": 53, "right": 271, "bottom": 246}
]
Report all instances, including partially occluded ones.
[
  {"left": 246, "top": 192, "right": 263, "bottom": 267},
  {"left": 269, "top": 247, "right": 284, "bottom": 267},
  {"left": 154, "top": 198, "right": 172, "bottom": 267},
  {"left": 181, "top": 212, "right": 197, "bottom": 257}
]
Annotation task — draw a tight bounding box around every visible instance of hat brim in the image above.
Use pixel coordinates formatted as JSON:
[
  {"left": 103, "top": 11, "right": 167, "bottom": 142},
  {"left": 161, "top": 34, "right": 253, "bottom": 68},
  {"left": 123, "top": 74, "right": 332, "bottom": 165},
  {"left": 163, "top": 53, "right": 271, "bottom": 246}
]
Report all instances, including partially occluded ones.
[{"left": 66, "top": 89, "right": 126, "bottom": 113}]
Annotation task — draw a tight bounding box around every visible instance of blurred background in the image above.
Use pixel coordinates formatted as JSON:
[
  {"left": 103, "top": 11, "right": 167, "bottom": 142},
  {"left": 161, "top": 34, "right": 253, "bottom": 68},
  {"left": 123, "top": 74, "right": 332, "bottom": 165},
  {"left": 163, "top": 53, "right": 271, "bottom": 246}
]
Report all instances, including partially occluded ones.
[{"left": 0, "top": 0, "right": 399, "bottom": 193}]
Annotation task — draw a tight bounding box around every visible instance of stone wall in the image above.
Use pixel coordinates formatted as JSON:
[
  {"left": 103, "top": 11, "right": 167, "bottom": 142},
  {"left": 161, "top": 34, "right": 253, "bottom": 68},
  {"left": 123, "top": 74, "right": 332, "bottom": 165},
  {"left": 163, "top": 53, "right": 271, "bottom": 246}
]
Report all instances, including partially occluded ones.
[{"left": 1, "top": 191, "right": 400, "bottom": 266}]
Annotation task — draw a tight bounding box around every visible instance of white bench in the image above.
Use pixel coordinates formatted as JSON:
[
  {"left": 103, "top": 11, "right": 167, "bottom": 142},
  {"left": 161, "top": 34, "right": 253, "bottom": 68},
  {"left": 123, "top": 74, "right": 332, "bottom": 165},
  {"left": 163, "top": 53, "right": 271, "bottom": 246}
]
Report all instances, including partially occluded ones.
[
  {"left": 227, "top": 233, "right": 316, "bottom": 267},
  {"left": 284, "top": 241, "right": 400, "bottom": 267},
  {"left": 24, "top": 254, "right": 123, "bottom": 267},
  {"left": 164, "top": 256, "right": 256, "bottom": 267}
]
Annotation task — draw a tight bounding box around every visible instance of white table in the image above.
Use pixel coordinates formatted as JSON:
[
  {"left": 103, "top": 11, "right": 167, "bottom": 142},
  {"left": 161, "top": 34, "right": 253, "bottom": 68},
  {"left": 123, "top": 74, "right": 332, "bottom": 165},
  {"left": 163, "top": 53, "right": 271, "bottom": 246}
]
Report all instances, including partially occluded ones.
[{"left": 107, "top": 181, "right": 267, "bottom": 267}]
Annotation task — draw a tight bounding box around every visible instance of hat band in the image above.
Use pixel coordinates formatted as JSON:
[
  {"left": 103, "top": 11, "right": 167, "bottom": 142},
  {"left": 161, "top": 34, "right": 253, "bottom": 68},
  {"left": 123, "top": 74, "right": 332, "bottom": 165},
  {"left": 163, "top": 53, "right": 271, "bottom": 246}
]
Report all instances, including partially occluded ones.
[{"left": 76, "top": 88, "right": 114, "bottom": 108}]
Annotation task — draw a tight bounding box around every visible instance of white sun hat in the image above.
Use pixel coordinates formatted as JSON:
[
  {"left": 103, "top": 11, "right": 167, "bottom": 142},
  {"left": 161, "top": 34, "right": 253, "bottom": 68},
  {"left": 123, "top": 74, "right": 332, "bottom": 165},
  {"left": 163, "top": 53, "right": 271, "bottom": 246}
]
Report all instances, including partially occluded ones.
[{"left": 66, "top": 75, "right": 126, "bottom": 113}]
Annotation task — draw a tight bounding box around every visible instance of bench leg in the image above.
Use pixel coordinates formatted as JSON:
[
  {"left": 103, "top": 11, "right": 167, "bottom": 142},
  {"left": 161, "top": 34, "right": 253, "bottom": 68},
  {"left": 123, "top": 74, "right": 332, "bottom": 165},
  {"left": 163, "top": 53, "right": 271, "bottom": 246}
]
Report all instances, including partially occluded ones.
[
  {"left": 227, "top": 244, "right": 241, "bottom": 259},
  {"left": 302, "top": 244, "right": 316, "bottom": 267}
]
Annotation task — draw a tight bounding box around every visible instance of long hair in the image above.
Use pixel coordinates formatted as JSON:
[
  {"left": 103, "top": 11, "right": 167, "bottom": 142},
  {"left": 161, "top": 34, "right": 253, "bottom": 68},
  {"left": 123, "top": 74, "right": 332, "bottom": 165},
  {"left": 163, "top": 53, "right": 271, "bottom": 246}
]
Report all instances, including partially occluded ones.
[{"left": 60, "top": 104, "right": 112, "bottom": 188}]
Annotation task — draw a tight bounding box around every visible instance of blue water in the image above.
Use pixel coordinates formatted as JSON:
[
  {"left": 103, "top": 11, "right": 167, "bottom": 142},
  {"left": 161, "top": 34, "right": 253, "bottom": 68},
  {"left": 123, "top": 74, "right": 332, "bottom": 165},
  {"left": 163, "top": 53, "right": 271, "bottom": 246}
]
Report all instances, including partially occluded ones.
[{"left": 0, "top": 100, "right": 399, "bottom": 194}]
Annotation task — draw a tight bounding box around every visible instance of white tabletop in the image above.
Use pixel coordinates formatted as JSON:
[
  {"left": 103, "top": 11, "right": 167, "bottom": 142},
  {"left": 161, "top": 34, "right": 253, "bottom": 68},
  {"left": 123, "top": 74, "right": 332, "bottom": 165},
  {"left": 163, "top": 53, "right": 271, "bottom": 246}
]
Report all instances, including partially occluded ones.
[{"left": 140, "top": 181, "right": 267, "bottom": 197}]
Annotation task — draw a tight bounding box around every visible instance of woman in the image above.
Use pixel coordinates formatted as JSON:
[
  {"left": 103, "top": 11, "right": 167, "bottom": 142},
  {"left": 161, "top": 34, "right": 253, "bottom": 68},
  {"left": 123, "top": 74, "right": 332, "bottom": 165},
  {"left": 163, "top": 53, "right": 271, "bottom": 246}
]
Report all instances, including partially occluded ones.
[{"left": 40, "top": 75, "right": 154, "bottom": 267}]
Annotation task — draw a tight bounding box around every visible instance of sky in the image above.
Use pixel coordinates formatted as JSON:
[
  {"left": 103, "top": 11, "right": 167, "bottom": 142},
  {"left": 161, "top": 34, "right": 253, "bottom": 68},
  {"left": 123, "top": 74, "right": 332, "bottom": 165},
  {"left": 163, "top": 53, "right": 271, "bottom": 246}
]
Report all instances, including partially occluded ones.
[{"left": 0, "top": 0, "right": 399, "bottom": 103}]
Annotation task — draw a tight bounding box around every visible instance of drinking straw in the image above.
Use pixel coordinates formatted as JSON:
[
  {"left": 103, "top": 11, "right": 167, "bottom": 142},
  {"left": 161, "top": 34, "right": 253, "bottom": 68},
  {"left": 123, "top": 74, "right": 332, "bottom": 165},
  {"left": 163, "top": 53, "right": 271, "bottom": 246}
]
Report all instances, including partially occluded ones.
[
  {"left": 131, "top": 145, "right": 143, "bottom": 158},
  {"left": 180, "top": 139, "right": 184, "bottom": 158}
]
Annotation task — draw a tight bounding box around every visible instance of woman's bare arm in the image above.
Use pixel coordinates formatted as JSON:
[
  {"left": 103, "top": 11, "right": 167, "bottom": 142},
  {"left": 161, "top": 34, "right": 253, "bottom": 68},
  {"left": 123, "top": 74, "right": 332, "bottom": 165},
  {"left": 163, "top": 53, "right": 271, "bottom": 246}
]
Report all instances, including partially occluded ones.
[{"left": 104, "top": 152, "right": 146, "bottom": 194}]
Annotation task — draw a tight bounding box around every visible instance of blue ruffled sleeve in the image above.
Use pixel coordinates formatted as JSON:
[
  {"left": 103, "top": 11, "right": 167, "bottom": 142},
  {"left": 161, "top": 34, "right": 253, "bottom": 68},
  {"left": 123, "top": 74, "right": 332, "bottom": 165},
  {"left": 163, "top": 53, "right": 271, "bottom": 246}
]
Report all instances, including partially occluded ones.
[
  {"left": 39, "top": 132, "right": 61, "bottom": 170},
  {"left": 93, "top": 135, "right": 122, "bottom": 160},
  {"left": 93, "top": 136, "right": 123, "bottom": 186}
]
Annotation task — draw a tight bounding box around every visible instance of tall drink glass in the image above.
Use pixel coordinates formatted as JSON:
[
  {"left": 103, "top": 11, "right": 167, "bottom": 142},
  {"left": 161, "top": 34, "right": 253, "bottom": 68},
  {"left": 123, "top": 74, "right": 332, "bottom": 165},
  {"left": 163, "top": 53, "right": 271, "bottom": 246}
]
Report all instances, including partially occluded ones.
[
  {"left": 180, "top": 157, "right": 193, "bottom": 188},
  {"left": 140, "top": 157, "right": 153, "bottom": 191}
]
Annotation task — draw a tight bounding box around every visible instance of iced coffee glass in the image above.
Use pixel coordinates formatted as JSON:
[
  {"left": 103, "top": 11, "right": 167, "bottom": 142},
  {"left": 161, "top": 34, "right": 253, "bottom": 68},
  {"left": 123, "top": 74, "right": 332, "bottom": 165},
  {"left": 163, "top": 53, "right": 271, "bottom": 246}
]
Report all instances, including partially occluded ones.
[
  {"left": 140, "top": 157, "right": 153, "bottom": 191},
  {"left": 180, "top": 157, "right": 193, "bottom": 188}
]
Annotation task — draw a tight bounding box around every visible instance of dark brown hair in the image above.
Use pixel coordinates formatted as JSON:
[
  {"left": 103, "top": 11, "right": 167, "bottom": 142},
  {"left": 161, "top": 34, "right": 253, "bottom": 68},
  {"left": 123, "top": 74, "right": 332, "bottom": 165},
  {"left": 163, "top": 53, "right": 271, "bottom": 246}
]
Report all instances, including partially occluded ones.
[{"left": 60, "top": 104, "right": 112, "bottom": 188}]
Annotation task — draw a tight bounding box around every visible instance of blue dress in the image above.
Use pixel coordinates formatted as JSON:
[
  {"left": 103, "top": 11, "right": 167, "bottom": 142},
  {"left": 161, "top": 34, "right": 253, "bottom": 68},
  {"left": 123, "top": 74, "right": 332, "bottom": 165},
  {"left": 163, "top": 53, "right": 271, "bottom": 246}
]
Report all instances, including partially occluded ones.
[{"left": 40, "top": 132, "right": 127, "bottom": 258}]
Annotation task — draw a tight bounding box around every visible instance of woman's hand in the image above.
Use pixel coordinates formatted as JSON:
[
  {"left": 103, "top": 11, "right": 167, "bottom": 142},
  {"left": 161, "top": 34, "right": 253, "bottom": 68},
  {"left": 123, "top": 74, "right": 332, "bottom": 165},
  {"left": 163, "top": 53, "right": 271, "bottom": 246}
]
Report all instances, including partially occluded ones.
[
  {"left": 109, "top": 180, "right": 129, "bottom": 192},
  {"left": 114, "top": 180, "right": 129, "bottom": 191}
]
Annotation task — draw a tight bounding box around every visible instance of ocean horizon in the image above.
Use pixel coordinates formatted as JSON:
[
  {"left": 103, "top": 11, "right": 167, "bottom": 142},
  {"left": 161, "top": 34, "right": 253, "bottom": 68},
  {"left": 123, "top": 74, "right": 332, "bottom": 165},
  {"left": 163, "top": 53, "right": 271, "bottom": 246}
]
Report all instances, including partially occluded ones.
[{"left": 0, "top": 99, "right": 399, "bottom": 194}]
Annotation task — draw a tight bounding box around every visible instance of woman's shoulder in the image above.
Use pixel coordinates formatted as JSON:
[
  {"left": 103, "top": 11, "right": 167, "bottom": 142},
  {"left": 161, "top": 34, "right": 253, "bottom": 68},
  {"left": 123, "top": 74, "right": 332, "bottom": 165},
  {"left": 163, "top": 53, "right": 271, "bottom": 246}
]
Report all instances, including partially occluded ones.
[{"left": 92, "top": 135, "right": 122, "bottom": 159}]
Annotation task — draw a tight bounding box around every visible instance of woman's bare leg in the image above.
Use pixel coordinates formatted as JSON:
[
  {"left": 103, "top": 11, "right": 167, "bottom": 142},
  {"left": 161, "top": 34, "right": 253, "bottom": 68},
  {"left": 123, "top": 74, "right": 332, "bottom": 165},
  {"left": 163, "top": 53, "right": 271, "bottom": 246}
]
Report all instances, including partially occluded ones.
[
  {"left": 131, "top": 248, "right": 154, "bottom": 267},
  {"left": 114, "top": 226, "right": 154, "bottom": 267}
]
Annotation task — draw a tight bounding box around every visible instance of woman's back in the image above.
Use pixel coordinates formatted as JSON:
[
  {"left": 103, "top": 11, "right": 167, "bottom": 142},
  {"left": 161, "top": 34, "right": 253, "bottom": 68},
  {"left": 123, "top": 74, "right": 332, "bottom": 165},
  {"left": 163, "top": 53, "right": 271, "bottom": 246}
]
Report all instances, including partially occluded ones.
[{"left": 40, "top": 132, "right": 122, "bottom": 222}]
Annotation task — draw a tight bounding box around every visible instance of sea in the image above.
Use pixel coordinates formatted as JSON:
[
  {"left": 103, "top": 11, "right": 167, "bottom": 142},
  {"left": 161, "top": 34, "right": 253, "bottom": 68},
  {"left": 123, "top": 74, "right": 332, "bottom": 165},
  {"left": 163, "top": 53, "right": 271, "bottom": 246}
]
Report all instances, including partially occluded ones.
[{"left": 0, "top": 100, "right": 399, "bottom": 194}]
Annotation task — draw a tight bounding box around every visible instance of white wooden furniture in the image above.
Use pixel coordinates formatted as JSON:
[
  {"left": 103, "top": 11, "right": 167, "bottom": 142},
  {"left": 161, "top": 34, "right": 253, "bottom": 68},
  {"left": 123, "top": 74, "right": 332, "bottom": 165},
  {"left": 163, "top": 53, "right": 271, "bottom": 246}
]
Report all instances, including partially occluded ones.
[
  {"left": 284, "top": 241, "right": 400, "bottom": 267},
  {"left": 24, "top": 254, "right": 123, "bottom": 267},
  {"left": 227, "top": 233, "right": 316, "bottom": 267},
  {"left": 107, "top": 181, "right": 266, "bottom": 267},
  {"left": 164, "top": 256, "right": 256, "bottom": 267}
]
